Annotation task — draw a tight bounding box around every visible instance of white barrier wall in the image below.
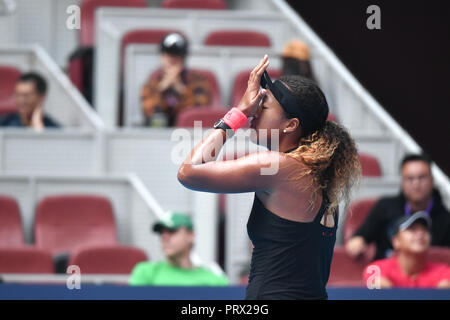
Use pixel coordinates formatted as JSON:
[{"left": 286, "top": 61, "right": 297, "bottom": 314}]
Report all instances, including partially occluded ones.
[{"left": 0, "top": 46, "right": 104, "bottom": 129}]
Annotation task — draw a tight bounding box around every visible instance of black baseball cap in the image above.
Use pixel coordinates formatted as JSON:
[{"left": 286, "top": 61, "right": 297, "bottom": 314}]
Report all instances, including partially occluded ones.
[
  {"left": 390, "top": 211, "right": 432, "bottom": 238},
  {"left": 160, "top": 33, "right": 188, "bottom": 56}
]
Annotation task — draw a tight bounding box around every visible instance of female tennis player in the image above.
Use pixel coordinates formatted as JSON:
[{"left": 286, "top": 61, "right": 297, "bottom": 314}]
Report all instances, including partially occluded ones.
[{"left": 177, "top": 55, "right": 361, "bottom": 299}]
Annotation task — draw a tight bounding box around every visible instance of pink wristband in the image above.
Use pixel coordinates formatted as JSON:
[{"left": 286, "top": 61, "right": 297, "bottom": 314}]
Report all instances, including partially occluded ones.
[{"left": 223, "top": 107, "right": 248, "bottom": 132}]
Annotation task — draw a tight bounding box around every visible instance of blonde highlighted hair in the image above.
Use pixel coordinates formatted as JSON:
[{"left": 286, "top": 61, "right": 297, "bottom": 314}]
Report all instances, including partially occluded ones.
[
  {"left": 285, "top": 121, "right": 361, "bottom": 215},
  {"left": 278, "top": 75, "right": 361, "bottom": 216}
]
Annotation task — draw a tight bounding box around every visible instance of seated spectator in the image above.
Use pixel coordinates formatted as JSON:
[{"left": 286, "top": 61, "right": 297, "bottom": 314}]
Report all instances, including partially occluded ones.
[
  {"left": 129, "top": 212, "right": 228, "bottom": 286},
  {"left": 141, "top": 33, "right": 213, "bottom": 127},
  {"left": 281, "top": 40, "right": 315, "bottom": 81},
  {"left": 363, "top": 211, "right": 450, "bottom": 288},
  {"left": 346, "top": 154, "right": 450, "bottom": 261},
  {"left": 0, "top": 72, "right": 59, "bottom": 129}
]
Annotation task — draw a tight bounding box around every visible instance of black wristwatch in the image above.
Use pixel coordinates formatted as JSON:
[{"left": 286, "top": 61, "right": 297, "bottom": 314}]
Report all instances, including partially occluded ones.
[{"left": 214, "top": 118, "right": 234, "bottom": 138}]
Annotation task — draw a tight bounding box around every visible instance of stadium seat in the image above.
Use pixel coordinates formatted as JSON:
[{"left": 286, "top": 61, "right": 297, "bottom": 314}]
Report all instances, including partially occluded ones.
[
  {"left": 175, "top": 107, "right": 226, "bottom": 128},
  {"left": 80, "top": 0, "right": 147, "bottom": 47},
  {"left": 427, "top": 246, "right": 450, "bottom": 265},
  {"left": 120, "top": 29, "right": 181, "bottom": 71},
  {"left": 359, "top": 153, "right": 382, "bottom": 177},
  {"left": 0, "top": 247, "right": 54, "bottom": 274},
  {"left": 0, "top": 66, "right": 21, "bottom": 116},
  {"left": 34, "top": 195, "right": 118, "bottom": 256},
  {"left": 231, "top": 69, "right": 282, "bottom": 107},
  {"left": 150, "top": 68, "right": 222, "bottom": 108},
  {"left": 204, "top": 30, "right": 271, "bottom": 47},
  {"left": 328, "top": 246, "right": 371, "bottom": 286},
  {"left": 68, "top": 245, "right": 148, "bottom": 274},
  {"left": 343, "top": 198, "right": 378, "bottom": 261},
  {"left": 327, "top": 113, "right": 337, "bottom": 122},
  {"left": 343, "top": 198, "right": 378, "bottom": 243},
  {"left": 161, "top": 0, "right": 227, "bottom": 10},
  {"left": 0, "top": 196, "right": 24, "bottom": 247}
]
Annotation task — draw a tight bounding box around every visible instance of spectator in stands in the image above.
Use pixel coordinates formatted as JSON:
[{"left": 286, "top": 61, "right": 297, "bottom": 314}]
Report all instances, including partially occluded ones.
[
  {"left": 281, "top": 40, "right": 315, "bottom": 81},
  {"left": 141, "top": 33, "right": 213, "bottom": 127},
  {"left": 0, "top": 72, "right": 59, "bottom": 129},
  {"left": 346, "top": 154, "right": 450, "bottom": 261},
  {"left": 363, "top": 212, "right": 450, "bottom": 288},
  {"left": 129, "top": 212, "right": 229, "bottom": 286}
]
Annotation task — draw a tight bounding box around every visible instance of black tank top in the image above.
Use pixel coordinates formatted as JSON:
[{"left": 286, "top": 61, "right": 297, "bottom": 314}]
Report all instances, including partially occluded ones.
[{"left": 246, "top": 193, "right": 337, "bottom": 300}]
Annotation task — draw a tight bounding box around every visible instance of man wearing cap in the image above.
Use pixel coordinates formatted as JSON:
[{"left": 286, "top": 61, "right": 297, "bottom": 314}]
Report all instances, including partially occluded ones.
[
  {"left": 363, "top": 212, "right": 450, "bottom": 288},
  {"left": 141, "top": 32, "right": 213, "bottom": 127},
  {"left": 129, "top": 212, "right": 228, "bottom": 286},
  {"left": 346, "top": 154, "right": 450, "bottom": 260}
]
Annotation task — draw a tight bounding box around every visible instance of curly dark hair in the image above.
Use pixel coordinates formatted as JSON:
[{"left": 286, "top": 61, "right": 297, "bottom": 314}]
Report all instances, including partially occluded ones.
[{"left": 279, "top": 75, "right": 361, "bottom": 215}]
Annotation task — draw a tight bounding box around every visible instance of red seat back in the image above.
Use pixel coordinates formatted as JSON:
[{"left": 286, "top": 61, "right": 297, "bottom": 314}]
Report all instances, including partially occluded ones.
[
  {"left": 120, "top": 29, "right": 181, "bottom": 76},
  {"left": 204, "top": 30, "right": 271, "bottom": 47},
  {"left": 327, "top": 113, "right": 337, "bottom": 122},
  {"left": 0, "top": 66, "right": 21, "bottom": 116},
  {"left": 328, "top": 246, "right": 371, "bottom": 286},
  {"left": 0, "top": 247, "right": 54, "bottom": 274},
  {"left": 80, "top": 0, "right": 147, "bottom": 47},
  {"left": 162, "top": 0, "right": 226, "bottom": 10},
  {"left": 34, "top": 195, "right": 118, "bottom": 255},
  {"left": 231, "top": 69, "right": 282, "bottom": 107},
  {"left": 69, "top": 245, "right": 148, "bottom": 274},
  {"left": 121, "top": 29, "right": 180, "bottom": 59},
  {"left": 359, "top": 153, "right": 382, "bottom": 177},
  {"left": 175, "top": 107, "right": 226, "bottom": 128},
  {"left": 427, "top": 246, "right": 450, "bottom": 265},
  {"left": 0, "top": 196, "right": 24, "bottom": 247},
  {"left": 343, "top": 198, "right": 378, "bottom": 243}
]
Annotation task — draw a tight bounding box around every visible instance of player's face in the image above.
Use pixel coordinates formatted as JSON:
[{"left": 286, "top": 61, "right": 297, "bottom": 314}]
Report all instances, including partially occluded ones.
[{"left": 248, "top": 90, "right": 289, "bottom": 149}]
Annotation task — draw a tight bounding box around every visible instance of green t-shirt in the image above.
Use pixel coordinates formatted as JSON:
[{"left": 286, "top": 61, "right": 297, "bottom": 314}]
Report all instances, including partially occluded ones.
[{"left": 129, "top": 261, "right": 229, "bottom": 286}]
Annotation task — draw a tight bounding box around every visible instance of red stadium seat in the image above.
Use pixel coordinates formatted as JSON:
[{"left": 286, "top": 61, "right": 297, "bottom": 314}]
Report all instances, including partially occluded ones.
[
  {"left": 0, "top": 247, "right": 54, "bottom": 274},
  {"left": 359, "top": 153, "right": 382, "bottom": 177},
  {"left": 0, "top": 66, "right": 21, "bottom": 116},
  {"left": 327, "top": 113, "right": 337, "bottom": 122},
  {"left": 150, "top": 68, "right": 222, "bottom": 108},
  {"left": 120, "top": 29, "right": 181, "bottom": 71},
  {"left": 343, "top": 198, "right": 378, "bottom": 243},
  {"left": 204, "top": 30, "right": 271, "bottom": 47},
  {"left": 343, "top": 198, "right": 378, "bottom": 261},
  {"left": 328, "top": 246, "right": 371, "bottom": 287},
  {"left": 175, "top": 107, "right": 226, "bottom": 128},
  {"left": 34, "top": 195, "right": 118, "bottom": 256},
  {"left": 231, "top": 69, "right": 282, "bottom": 107},
  {"left": 68, "top": 245, "right": 148, "bottom": 274},
  {"left": 0, "top": 196, "right": 25, "bottom": 247},
  {"left": 162, "top": 0, "right": 226, "bottom": 10},
  {"left": 80, "top": 0, "right": 147, "bottom": 47},
  {"left": 427, "top": 246, "right": 450, "bottom": 265}
]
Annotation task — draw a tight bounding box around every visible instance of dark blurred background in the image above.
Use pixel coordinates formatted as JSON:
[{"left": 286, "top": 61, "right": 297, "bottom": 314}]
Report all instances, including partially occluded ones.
[{"left": 287, "top": 0, "right": 450, "bottom": 176}]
